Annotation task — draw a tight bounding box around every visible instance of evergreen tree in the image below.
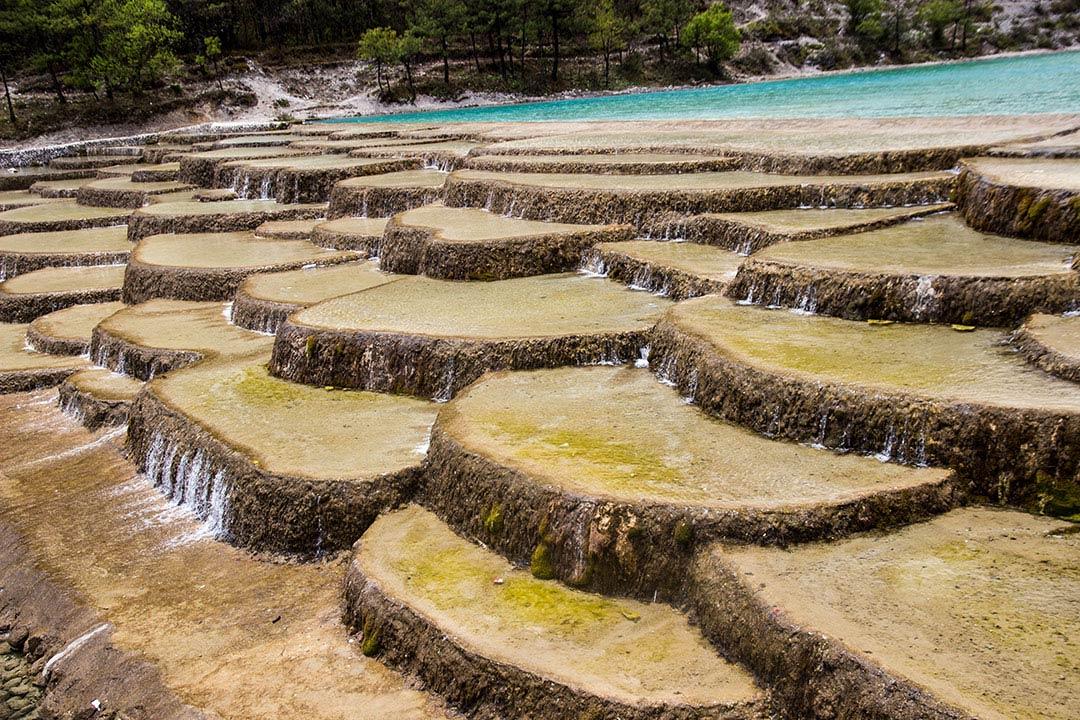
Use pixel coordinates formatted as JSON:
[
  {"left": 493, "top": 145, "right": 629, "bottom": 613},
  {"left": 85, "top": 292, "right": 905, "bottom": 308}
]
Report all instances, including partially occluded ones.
[
  {"left": 414, "top": 0, "right": 468, "bottom": 85},
  {"left": 587, "top": 0, "right": 627, "bottom": 87},
  {"left": 358, "top": 27, "right": 401, "bottom": 94},
  {"left": 683, "top": 3, "right": 740, "bottom": 72}
]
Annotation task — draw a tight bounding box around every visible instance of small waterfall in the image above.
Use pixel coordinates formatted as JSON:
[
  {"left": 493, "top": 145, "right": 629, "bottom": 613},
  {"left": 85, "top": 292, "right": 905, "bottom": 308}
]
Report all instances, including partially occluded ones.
[
  {"left": 811, "top": 408, "right": 830, "bottom": 449},
  {"left": 875, "top": 425, "right": 898, "bottom": 462},
  {"left": 737, "top": 282, "right": 757, "bottom": 305},
  {"left": 433, "top": 358, "right": 457, "bottom": 402},
  {"left": 793, "top": 287, "right": 818, "bottom": 315},
  {"left": 59, "top": 390, "right": 82, "bottom": 421},
  {"left": 763, "top": 406, "right": 783, "bottom": 438},
  {"left": 911, "top": 275, "right": 938, "bottom": 320},
  {"left": 142, "top": 430, "right": 231, "bottom": 536},
  {"left": 683, "top": 367, "right": 699, "bottom": 403},
  {"left": 766, "top": 286, "right": 784, "bottom": 309},
  {"left": 654, "top": 351, "right": 679, "bottom": 387},
  {"left": 580, "top": 252, "right": 608, "bottom": 277},
  {"left": 635, "top": 345, "right": 651, "bottom": 368}
]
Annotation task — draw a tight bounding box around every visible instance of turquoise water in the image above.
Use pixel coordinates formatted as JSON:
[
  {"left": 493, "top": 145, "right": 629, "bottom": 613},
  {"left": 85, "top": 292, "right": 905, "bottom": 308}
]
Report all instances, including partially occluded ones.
[{"left": 333, "top": 51, "right": 1080, "bottom": 123}]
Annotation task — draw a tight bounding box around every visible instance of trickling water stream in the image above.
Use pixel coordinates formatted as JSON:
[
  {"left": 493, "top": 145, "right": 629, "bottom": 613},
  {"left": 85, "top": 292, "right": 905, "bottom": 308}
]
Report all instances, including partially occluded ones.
[{"left": 0, "top": 392, "right": 452, "bottom": 720}]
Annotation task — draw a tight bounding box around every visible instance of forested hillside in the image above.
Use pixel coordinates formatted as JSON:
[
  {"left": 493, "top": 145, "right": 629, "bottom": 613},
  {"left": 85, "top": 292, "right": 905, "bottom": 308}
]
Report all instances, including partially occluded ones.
[{"left": 0, "top": 0, "right": 1076, "bottom": 141}]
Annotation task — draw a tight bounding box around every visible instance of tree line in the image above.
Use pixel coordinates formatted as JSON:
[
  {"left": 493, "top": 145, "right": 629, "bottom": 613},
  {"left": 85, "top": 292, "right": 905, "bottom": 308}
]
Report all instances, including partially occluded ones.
[{"left": 0, "top": 0, "right": 1004, "bottom": 124}]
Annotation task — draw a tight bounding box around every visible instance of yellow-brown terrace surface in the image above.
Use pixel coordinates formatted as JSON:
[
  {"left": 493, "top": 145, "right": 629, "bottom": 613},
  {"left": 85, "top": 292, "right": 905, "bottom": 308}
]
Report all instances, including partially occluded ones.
[{"left": 0, "top": 114, "right": 1077, "bottom": 720}]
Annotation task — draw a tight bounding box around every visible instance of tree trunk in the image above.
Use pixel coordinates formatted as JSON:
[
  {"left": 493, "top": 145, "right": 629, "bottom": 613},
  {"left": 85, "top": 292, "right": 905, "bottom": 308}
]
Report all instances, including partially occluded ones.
[
  {"left": 47, "top": 63, "right": 67, "bottom": 104},
  {"left": 550, "top": 12, "right": 560, "bottom": 82},
  {"left": 519, "top": 7, "right": 527, "bottom": 72},
  {"left": 403, "top": 60, "right": 416, "bottom": 101},
  {"left": 604, "top": 46, "right": 610, "bottom": 87},
  {"left": 442, "top": 36, "right": 450, "bottom": 85},
  {"left": 1, "top": 66, "right": 16, "bottom": 125},
  {"left": 960, "top": 0, "right": 971, "bottom": 50},
  {"left": 376, "top": 60, "right": 384, "bottom": 93},
  {"left": 471, "top": 33, "right": 482, "bottom": 72}
]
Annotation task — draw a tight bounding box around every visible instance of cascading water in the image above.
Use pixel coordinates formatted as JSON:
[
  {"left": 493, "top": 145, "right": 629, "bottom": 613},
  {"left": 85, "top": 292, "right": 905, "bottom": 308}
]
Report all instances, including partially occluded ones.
[{"left": 142, "top": 430, "right": 231, "bottom": 537}]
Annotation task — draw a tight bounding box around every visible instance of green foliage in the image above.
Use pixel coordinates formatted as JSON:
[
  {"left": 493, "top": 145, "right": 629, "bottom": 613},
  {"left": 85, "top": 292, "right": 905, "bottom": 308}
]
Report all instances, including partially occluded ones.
[
  {"left": 919, "top": 0, "right": 962, "bottom": 48},
  {"left": 36, "top": 0, "right": 182, "bottom": 97},
  {"left": 483, "top": 504, "right": 505, "bottom": 535},
  {"left": 587, "top": 0, "right": 626, "bottom": 86},
  {"left": 358, "top": 26, "right": 401, "bottom": 93},
  {"left": 530, "top": 541, "right": 556, "bottom": 579},
  {"left": 358, "top": 26, "right": 422, "bottom": 99},
  {"left": 196, "top": 35, "right": 224, "bottom": 90},
  {"left": 414, "top": 0, "right": 468, "bottom": 85},
  {"left": 359, "top": 617, "right": 381, "bottom": 657},
  {"left": 683, "top": 3, "right": 741, "bottom": 71}
]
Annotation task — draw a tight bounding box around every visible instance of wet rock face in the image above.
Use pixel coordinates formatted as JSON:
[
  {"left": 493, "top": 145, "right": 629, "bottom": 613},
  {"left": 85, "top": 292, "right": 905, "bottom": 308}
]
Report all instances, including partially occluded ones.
[
  {"left": 212, "top": 157, "right": 419, "bottom": 204},
  {"left": 443, "top": 171, "right": 956, "bottom": 227},
  {"left": 271, "top": 274, "right": 668, "bottom": 399},
  {"left": 648, "top": 300, "right": 1080, "bottom": 510},
  {"left": 380, "top": 210, "right": 635, "bottom": 280},
  {"left": 0, "top": 640, "right": 42, "bottom": 720},
  {"left": 126, "top": 202, "right": 327, "bottom": 242},
  {"left": 646, "top": 204, "right": 953, "bottom": 253},
  {"left": 272, "top": 323, "right": 651, "bottom": 401},
  {"left": 955, "top": 159, "right": 1080, "bottom": 243},
  {"left": 689, "top": 508, "right": 1080, "bottom": 720},
  {"left": 343, "top": 505, "right": 770, "bottom": 720},
  {"left": 327, "top": 184, "right": 445, "bottom": 220},
  {"left": 727, "top": 258, "right": 1080, "bottom": 325}
]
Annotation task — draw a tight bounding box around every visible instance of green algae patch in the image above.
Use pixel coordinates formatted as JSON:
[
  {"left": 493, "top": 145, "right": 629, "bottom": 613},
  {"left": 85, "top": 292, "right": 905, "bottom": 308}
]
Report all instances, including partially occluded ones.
[
  {"left": 715, "top": 507, "right": 1080, "bottom": 720},
  {"left": 1035, "top": 470, "right": 1080, "bottom": 521},
  {"left": 444, "top": 366, "right": 945, "bottom": 508},
  {"left": 671, "top": 298, "right": 1080, "bottom": 411},
  {"left": 529, "top": 542, "right": 557, "bottom": 580},
  {"left": 152, "top": 359, "right": 436, "bottom": 479},
  {"left": 355, "top": 505, "right": 763, "bottom": 707},
  {"left": 491, "top": 415, "right": 683, "bottom": 491}
]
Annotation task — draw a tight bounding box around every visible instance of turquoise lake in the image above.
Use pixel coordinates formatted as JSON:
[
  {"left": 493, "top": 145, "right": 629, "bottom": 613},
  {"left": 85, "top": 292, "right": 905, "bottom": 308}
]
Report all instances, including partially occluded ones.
[{"left": 333, "top": 50, "right": 1080, "bottom": 123}]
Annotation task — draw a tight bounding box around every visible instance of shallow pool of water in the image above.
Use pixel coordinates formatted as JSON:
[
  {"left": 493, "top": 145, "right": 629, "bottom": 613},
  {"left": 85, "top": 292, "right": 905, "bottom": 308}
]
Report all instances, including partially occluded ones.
[{"left": 333, "top": 51, "right": 1080, "bottom": 123}]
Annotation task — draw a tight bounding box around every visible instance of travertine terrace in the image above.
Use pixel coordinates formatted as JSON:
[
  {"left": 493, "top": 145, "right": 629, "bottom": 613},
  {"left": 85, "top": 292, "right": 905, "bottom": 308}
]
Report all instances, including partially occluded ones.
[{"left": 0, "top": 113, "right": 1077, "bottom": 720}]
